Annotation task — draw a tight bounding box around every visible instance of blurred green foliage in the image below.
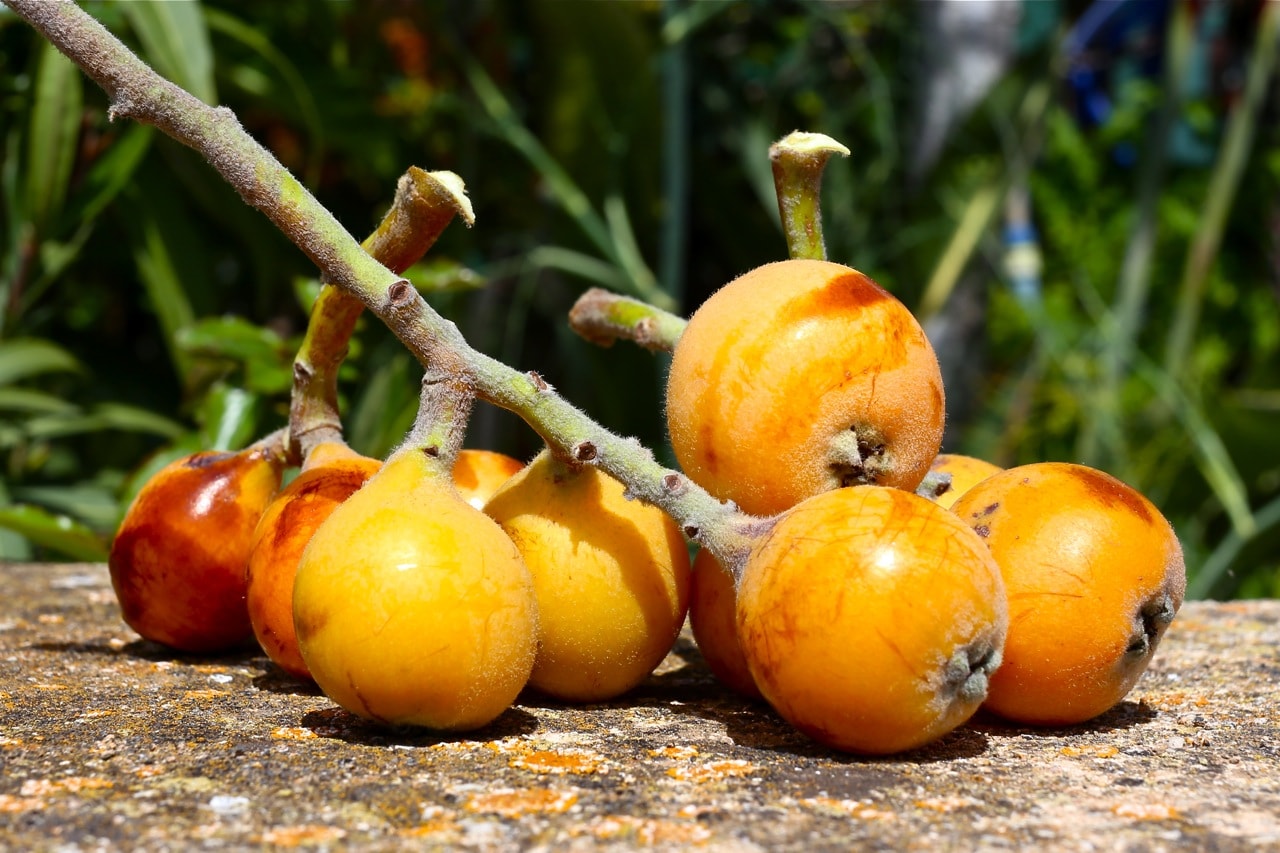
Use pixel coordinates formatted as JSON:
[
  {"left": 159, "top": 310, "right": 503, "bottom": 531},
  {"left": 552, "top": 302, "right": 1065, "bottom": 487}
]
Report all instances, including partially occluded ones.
[{"left": 1, "top": 0, "right": 1277, "bottom": 599}]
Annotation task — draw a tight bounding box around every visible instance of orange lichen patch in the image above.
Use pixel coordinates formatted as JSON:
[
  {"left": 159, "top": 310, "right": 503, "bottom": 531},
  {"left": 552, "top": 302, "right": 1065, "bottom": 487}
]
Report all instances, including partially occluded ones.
[
  {"left": 429, "top": 740, "right": 484, "bottom": 754},
  {"left": 509, "top": 749, "right": 605, "bottom": 775},
  {"left": 485, "top": 737, "right": 535, "bottom": 755},
  {"left": 1060, "top": 745, "right": 1120, "bottom": 758},
  {"left": 271, "top": 726, "right": 319, "bottom": 740},
  {"left": 257, "top": 826, "right": 347, "bottom": 846},
  {"left": 133, "top": 765, "right": 165, "bottom": 778},
  {"left": 181, "top": 689, "right": 228, "bottom": 700},
  {"left": 33, "top": 683, "right": 68, "bottom": 691},
  {"left": 37, "top": 613, "right": 64, "bottom": 624},
  {"left": 0, "top": 736, "right": 20, "bottom": 748},
  {"left": 401, "top": 818, "right": 461, "bottom": 839},
  {"left": 1113, "top": 803, "right": 1181, "bottom": 821},
  {"left": 20, "top": 777, "right": 114, "bottom": 797},
  {"left": 464, "top": 788, "right": 579, "bottom": 818},
  {"left": 77, "top": 709, "right": 117, "bottom": 720},
  {"left": 0, "top": 794, "right": 44, "bottom": 813},
  {"left": 581, "top": 815, "right": 714, "bottom": 846},
  {"left": 802, "top": 797, "right": 896, "bottom": 821},
  {"left": 915, "top": 796, "right": 981, "bottom": 813},
  {"left": 666, "top": 759, "right": 756, "bottom": 783},
  {"left": 1142, "top": 691, "right": 1211, "bottom": 710},
  {"left": 648, "top": 745, "right": 699, "bottom": 760}
]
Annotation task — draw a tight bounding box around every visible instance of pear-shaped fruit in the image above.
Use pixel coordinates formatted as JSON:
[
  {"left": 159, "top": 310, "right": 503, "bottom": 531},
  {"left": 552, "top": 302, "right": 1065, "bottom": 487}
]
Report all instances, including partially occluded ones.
[
  {"left": 484, "top": 450, "right": 691, "bottom": 703},
  {"left": 292, "top": 445, "right": 538, "bottom": 731},
  {"left": 246, "top": 441, "right": 381, "bottom": 680},
  {"left": 109, "top": 445, "right": 285, "bottom": 653}
]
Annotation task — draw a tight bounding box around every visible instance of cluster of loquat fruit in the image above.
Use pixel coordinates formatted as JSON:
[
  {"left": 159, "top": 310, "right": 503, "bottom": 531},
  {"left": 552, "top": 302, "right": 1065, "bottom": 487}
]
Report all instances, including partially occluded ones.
[{"left": 106, "top": 134, "right": 1186, "bottom": 757}]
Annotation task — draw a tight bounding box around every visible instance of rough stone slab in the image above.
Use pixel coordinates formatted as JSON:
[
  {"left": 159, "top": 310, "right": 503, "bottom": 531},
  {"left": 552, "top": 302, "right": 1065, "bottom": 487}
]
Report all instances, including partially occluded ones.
[{"left": 1, "top": 562, "right": 1277, "bottom": 851}]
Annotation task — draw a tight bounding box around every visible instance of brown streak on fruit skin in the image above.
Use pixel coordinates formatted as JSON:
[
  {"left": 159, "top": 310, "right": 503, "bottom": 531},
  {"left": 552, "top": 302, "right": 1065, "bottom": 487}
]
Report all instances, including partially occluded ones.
[
  {"left": 1068, "top": 465, "right": 1154, "bottom": 525},
  {"left": 777, "top": 271, "right": 892, "bottom": 322},
  {"left": 183, "top": 450, "right": 236, "bottom": 470}
]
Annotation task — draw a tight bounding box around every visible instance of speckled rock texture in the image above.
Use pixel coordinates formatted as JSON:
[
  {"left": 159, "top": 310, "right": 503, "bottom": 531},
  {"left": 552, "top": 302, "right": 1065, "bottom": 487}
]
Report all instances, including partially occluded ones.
[{"left": 1, "top": 562, "right": 1277, "bottom": 851}]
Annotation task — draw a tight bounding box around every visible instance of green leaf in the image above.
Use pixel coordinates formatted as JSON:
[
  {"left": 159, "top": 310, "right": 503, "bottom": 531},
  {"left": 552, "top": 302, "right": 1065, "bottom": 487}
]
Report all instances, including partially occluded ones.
[
  {"left": 73, "top": 124, "right": 155, "bottom": 223},
  {"left": 88, "top": 403, "right": 186, "bottom": 439},
  {"left": 177, "top": 315, "right": 288, "bottom": 363},
  {"left": 121, "top": 0, "right": 217, "bottom": 105},
  {"left": 24, "top": 40, "right": 83, "bottom": 232},
  {"left": 132, "top": 208, "right": 197, "bottom": 383},
  {"left": 0, "top": 387, "right": 78, "bottom": 415},
  {"left": 402, "top": 259, "right": 487, "bottom": 294},
  {"left": 0, "top": 504, "right": 109, "bottom": 562},
  {"left": 0, "top": 339, "right": 82, "bottom": 386},
  {"left": 10, "top": 482, "right": 121, "bottom": 531},
  {"left": 20, "top": 403, "right": 184, "bottom": 442},
  {"left": 524, "top": 246, "right": 633, "bottom": 291},
  {"left": 347, "top": 352, "right": 417, "bottom": 460},
  {"left": 1189, "top": 492, "right": 1280, "bottom": 600},
  {"left": 202, "top": 7, "right": 324, "bottom": 183},
  {"left": 196, "top": 385, "right": 260, "bottom": 451},
  {"left": 292, "top": 276, "right": 324, "bottom": 314}
]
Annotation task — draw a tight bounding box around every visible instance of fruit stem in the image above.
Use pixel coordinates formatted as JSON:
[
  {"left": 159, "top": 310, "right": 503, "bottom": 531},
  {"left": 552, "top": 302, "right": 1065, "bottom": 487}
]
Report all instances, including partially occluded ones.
[
  {"left": 400, "top": 366, "right": 476, "bottom": 479},
  {"left": 246, "top": 427, "right": 291, "bottom": 467},
  {"left": 567, "top": 287, "right": 688, "bottom": 353},
  {"left": 11, "top": 0, "right": 768, "bottom": 578},
  {"left": 290, "top": 168, "right": 475, "bottom": 462},
  {"left": 769, "top": 131, "right": 850, "bottom": 262}
]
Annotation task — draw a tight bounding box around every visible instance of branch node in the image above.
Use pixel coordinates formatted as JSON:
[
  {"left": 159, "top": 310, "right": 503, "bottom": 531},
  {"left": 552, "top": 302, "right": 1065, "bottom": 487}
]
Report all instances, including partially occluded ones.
[{"left": 387, "top": 279, "right": 415, "bottom": 307}]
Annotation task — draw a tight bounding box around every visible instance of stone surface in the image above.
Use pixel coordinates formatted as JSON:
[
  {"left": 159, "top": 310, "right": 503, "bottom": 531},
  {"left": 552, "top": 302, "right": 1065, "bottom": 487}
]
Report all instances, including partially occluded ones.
[{"left": 1, "top": 562, "right": 1278, "bottom": 851}]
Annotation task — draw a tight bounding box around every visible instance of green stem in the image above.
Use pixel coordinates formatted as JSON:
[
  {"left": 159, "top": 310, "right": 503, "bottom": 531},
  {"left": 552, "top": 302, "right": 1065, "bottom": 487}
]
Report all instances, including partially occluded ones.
[
  {"left": 399, "top": 367, "right": 475, "bottom": 479},
  {"left": 8, "top": 0, "right": 765, "bottom": 575},
  {"left": 768, "top": 131, "right": 849, "bottom": 261},
  {"left": 290, "top": 168, "right": 474, "bottom": 461},
  {"left": 567, "top": 287, "right": 688, "bottom": 352}
]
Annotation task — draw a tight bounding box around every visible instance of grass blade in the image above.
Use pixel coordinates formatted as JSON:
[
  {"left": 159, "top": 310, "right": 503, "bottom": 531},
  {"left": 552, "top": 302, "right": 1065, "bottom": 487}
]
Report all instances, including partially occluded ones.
[
  {"left": 1163, "top": 1, "right": 1280, "bottom": 377},
  {"left": 24, "top": 40, "right": 83, "bottom": 232},
  {"left": 121, "top": 0, "right": 217, "bottom": 105}
]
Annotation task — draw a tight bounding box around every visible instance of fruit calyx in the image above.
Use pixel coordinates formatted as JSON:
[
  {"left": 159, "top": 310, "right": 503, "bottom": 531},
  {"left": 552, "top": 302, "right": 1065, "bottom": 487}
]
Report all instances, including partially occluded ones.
[
  {"left": 1127, "top": 590, "right": 1179, "bottom": 659},
  {"left": 943, "top": 640, "right": 1004, "bottom": 705},
  {"left": 828, "top": 425, "right": 890, "bottom": 488}
]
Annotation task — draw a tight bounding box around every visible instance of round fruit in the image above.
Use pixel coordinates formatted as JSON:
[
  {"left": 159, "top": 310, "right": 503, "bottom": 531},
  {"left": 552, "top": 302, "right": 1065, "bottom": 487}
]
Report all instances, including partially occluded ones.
[
  {"left": 483, "top": 450, "right": 691, "bottom": 702},
  {"left": 688, "top": 548, "right": 762, "bottom": 700},
  {"left": 109, "top": 446, "right": 284, "bottom": 653},
  {"left": 245, "top": 442, "right": 381, "bottom": 680},
  {"left": 928, "top": 453, "right": 1003, "bottom": 510},
  {"left": 666, "top": 258, "right": 945, "bottom": 516},
  {"left": 736, "top": 486, "right": 1007, "bottom": 755},
  {"left": 452, "top": 448, "right": 525, "bottom": 509},
  {"left": 293, "top": 447, "right": 538, "bottom": 731},
  {"left": 951, "top": 462, "right": 1185, "bottom": 726}
]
